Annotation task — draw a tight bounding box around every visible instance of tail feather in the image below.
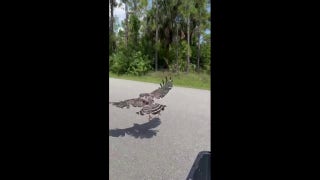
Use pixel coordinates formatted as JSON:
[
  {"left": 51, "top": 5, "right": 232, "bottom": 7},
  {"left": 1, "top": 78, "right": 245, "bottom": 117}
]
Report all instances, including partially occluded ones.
[{"left": 110, "top": 101, "right": 128, "bottom": 108}]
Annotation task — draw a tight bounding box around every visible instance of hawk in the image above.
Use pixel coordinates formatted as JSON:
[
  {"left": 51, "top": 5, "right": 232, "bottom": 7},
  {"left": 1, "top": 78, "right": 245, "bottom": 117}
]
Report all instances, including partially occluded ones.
[{"left": 109, "top": 77, "right": 173, "bottom": 120}]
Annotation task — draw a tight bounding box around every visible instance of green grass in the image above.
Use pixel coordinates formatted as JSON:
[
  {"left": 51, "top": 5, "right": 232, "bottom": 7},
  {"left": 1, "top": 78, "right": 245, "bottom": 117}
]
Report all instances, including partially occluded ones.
[{"left": 109, "top": 71, "right": 210, "bottom": 90}]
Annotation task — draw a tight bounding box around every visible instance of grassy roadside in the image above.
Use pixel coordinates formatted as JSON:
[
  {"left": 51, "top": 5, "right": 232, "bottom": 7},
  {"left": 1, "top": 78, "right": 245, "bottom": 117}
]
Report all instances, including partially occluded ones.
[{"left": 109, "top": 71, "right": 210, "bottom": 90}]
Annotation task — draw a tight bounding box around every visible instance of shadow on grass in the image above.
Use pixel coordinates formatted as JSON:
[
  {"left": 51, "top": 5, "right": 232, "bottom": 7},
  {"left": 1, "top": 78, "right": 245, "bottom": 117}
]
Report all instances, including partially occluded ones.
[{"left": 109, "top": 118, "right": 161, "bottom": 139}]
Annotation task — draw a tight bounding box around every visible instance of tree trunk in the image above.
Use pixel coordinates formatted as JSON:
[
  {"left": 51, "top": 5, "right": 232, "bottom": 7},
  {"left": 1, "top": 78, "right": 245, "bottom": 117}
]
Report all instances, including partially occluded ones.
[
  {"left": 176, "top": 23, "right": 179, "bottom": 72},
  {"left": 133, "top": 0, "right": 137, "bottom": 12},
  {"left": 187, "top": 16, "right": 190, "bottom": 73},
  {"left": 155, "top": 26, "right": 158, "bottom": 71},
  {"left": 110, "top": 0, "right": 115, "bottom": 52},
  {"left": 197, "top": 10, "right": 202, "bottom": 72},
  {"left": 110, "top": 1, "right": 113, "bottom": 35},
  {"left": 125, "top": 3, "right": 128, "bottom": 47},
  {"left": 197, "top": 25, "right": 200, "bottom": 72},
  {"left": 155, "top": 0, "right": 158, "bottom": 71}
]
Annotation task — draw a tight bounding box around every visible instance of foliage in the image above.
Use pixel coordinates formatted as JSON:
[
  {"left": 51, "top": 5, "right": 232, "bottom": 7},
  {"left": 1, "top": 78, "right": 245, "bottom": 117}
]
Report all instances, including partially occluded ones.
[
  {"left": 200, "top": 33, "right": 211, "bottom": 73},
  {"left": 109, "top": 51, "right": 128, "bottom": 75},
  {"left": 127, "top": 51, "right": 152, "bottom": 76},
  {"left": 110, "top": 50, "right": 152, "bottom": 76},
  {"left": 109, "top": 0, "right": 211, "bottom": 75}
]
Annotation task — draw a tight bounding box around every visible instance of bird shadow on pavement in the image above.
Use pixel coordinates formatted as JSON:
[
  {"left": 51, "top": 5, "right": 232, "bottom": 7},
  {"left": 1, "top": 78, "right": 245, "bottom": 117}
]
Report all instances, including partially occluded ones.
[{"left": 109, "top": 118, "right": 161, "bottom": 139}]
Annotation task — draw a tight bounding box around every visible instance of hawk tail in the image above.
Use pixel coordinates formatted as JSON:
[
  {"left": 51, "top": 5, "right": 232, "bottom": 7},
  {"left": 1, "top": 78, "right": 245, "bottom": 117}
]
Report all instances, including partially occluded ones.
[{"left": 109, "top": 101, "right": 129, "bottom": 108}]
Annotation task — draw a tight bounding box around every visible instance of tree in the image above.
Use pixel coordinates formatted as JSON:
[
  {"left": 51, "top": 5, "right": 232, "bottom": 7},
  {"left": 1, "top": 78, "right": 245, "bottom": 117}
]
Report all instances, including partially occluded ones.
[
  {"left": 194, "top": 0, "right": 210, "bottom": 72},
  {"left": 178, "top": 0, "right": 196, "bottom": 73},
  {"left": 109, "top": 0, "right": 211, "bottom": 75},
  {"left": 109, "top": 0, "right": 118, "bottom": 54}
]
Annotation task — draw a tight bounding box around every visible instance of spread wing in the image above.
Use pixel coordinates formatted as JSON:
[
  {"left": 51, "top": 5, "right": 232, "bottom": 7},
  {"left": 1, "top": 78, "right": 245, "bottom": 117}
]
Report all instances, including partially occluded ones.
[
  {"left": 151, "top": 76, "right": 173, "bottom": 99},
  {"left": 110, "top": 77, "right": 172, "bottom": 117},
  {"left": 139, "top": 76, "right": 173, "bottom": 100},
  {"left": 109, "top": 98, "right": 148, "bottom": 109}
]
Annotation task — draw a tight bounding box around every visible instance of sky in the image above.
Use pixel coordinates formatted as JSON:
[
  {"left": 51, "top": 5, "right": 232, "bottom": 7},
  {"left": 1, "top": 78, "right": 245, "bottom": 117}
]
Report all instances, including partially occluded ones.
[
  {"left": 113, "top": 0, "right": 126, "bottom": 23},
  {"left": 113, "top": 0, "right": 152, "bottom": 23}
]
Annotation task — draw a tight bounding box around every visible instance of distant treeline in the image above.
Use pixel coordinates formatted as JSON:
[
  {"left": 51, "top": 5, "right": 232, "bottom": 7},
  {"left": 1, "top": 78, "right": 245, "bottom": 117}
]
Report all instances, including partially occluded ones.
[{"left": 109, "top": 0, "right": 211, "bottom": 75}]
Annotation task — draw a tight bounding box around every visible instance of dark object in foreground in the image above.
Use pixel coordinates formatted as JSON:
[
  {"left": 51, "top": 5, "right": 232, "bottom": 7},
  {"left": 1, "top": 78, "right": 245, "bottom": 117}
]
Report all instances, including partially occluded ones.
[{"left": 186, "top": 151, "right": 211, "bottom": 180}]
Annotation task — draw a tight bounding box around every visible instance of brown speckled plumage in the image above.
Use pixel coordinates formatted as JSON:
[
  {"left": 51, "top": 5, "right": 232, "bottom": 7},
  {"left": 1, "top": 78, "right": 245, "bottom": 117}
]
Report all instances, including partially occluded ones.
[{"left": 110, "top": 77, "right": 173, "bottom": 120}]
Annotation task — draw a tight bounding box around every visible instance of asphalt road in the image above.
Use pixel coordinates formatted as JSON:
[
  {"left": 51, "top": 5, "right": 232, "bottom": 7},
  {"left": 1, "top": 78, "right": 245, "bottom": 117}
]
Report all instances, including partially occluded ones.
[{"left": 109, "top": 78, "right": 211, "bottom": 180}]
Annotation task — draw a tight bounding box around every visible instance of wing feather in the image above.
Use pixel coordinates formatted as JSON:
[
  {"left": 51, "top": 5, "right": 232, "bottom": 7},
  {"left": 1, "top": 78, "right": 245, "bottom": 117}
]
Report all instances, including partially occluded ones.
[
  {"left": 110, "top": 77, "right": 172, "bottom": 115},
  {"left": 109, "top": 98, "right": 147, "bottom": 109},
  {"left": 150, "top": 76, "right": 173, "bottom": 99},
  {"left": 138, "top": 77, "right": 173, "bottom": 100}
]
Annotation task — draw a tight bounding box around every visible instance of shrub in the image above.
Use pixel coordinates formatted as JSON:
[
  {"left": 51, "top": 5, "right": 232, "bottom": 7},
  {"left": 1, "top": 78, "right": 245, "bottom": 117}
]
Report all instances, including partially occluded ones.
[
  {"left": 127, "top": 51, "right": 152, "bottom": 76},
  {"left": 109, "top": 51, "right": 128, "bottom": 75}
]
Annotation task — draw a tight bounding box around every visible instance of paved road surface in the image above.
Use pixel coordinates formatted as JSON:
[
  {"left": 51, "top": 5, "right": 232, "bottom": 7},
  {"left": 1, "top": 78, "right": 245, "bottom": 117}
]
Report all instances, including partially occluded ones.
[{"left": 109, "top": 78, "right": 210, "bottom": 180}]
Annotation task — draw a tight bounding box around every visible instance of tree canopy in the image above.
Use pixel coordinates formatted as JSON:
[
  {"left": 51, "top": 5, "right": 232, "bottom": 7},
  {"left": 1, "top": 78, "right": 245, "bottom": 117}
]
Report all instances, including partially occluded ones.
[{"left": 109, "top": 0, "right": 211, "bottom": 75}]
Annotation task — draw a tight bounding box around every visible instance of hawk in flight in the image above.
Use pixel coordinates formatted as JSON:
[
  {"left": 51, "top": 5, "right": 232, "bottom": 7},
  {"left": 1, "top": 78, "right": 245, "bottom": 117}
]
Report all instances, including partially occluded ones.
[{"left": 110, "top": 77, "right": 173, "bottom": 120}]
